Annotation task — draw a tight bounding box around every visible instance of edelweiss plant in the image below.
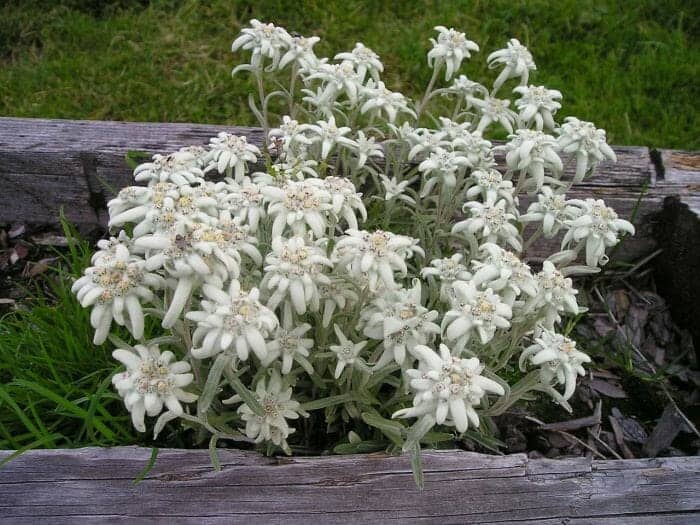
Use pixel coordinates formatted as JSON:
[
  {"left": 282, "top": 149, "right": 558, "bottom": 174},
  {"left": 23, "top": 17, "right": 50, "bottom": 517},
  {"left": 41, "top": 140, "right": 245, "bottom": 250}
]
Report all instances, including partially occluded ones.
[{"left": 74, "top": 20, "right": 633, "bottom": 483}]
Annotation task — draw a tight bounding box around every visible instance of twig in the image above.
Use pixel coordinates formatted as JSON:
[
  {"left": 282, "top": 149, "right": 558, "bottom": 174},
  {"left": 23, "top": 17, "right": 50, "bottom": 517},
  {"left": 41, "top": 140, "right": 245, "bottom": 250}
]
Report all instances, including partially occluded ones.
[
  {"left": 587, "top": 428, "right": 624, "bottom": 460},
  {"left": 541, "top": 412, "right": 601, "bottom": 432},
  {"left": 555, "top": 430, "right": 607, "bottom": 460},
  {"left": 593, "top": 286, "right": 700, "bottom": 439},
  {"left": 525, "top": 414, "right": 607, "bottom": 460},
  {"left": 586, "top": 401, "right": 603, "bottom": 459},
  {"left": 609, "top": 415, "right": 635, "bottom": 459}
]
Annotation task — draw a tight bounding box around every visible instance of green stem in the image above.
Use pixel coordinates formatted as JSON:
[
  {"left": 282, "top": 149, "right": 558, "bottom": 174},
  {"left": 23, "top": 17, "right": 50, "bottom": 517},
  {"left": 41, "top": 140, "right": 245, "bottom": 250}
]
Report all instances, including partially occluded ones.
[
  {"left": 483, "top": 371, "right": 541, "bottom": 417},
  {"left": 255, "top": 70, "right": 269, "bottom": 142},
  {"left": 522, "top": 225, "right": 543, "bottom": 253},
  {"left": 289, "top": 63, "right": 298, "bottom": 117},
  {"left": 415, "top": 60, "right": 443, "bottom": 121}
]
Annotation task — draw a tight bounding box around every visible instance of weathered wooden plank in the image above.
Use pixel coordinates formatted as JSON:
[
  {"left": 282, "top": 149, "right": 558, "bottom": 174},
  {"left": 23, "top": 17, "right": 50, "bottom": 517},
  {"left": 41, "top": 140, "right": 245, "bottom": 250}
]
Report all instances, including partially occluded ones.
[
  {"left": 0, "top": 447, "right": 698, "bottom": 524},
  {"left": 659, "top": 149, "right": 700, "bottom": 215},
  {"left": 0, "top": 117, "right": 698, "bottom": 263},
  {"left": 0, "top": 118, "right": 264, "bottom": 229}
]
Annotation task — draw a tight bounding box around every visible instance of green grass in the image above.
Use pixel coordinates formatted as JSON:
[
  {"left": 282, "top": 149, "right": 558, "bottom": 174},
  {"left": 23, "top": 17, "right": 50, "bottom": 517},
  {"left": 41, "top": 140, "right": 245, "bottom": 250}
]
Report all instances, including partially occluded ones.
[
  {"left": 1, "top": 0, "right": 698, "bottom": 149},
  {"left": 0, "top": 220, "right": 201, "bottom": 455},
  {"left": 0, "top": 222, "right": 143, "bottom": 456}
]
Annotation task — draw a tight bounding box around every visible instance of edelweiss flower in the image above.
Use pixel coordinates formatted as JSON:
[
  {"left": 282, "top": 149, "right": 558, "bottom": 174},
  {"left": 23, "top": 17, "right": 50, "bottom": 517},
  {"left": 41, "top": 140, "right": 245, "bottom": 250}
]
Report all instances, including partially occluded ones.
[
  {"left": 301, "top": 86, "right": 338, "bottom": 117},
  {"left": 465, "top": 168, "right": 516, "bottom": 206},
  {"left": 279, "top": 34, "right": 320, "bottom": 70},
  {"left": 520, "top": 186, "right": 578, "bottom": 237},
  {"left": 421, "top": 254, "right": 473, "bottom": 302},
  {"left": 448, "top": 74, "right": 488, "bottom": 99},
  {"left": 211, "top": 211, "right": 263, "bottom": 269},
  {"left": 330, "top": 324, "right": 369, "bottom": 378},
  {"left": 92, "top": 230, "right": 136, "bottom": 264},
  {"left": 112, "top": 344, "right": 196, "bottom": 433},
  {"left": 527, "top": 261, "right": 580, "bottom": 328},
  {"left": 514, "top": 85, "right": 562, "bottom": 131},
  {"left": 231, "top": 19, "right": 291, "bottom": 70},
  {"left": 332, "top": 229, "right": 424, "bottom": 292},
  {"left": 393, "top": 344, "right": 504, "bottom": 432},
  {"left": 204, "top": 132, "right": 261, "bottom": 181},
  {"left": 222, "top": 179, "right": 266, "bottom": 232},
  {"left": 557, "top": 117, "right": 617, "bottom": 182},
  {"left": 519, "top": 329, "right": 591, "bottom": 401},
  {"left": 563, "top": 198, "right": 635, "bottom": 266},
  {"left": 109, "top": 183, "right": 217, "bottom": 237},
  {"left": 263, "top": 179, "right": 332, "bottom": 239},
  {"left": 186, "top": 280, "right": 278, "bottom": 361},
  {"left": 450, "top": 131, "right": 494, "bottom": 167},
  {"left": 406, "top": 129, "right": 450, "bottom": 160},
  {"left": 324, "top": 176, "right": 367, "bottom": 230},
  {"left": 470, "top": 243, "right": 537, "bottom": 306},
  {"left": 428, "top": 26, "right": 480, "bottom": 80},
  {"left": 72, "top": 242, "right": 164, "bottom": 344},
  {"left": 470, "top": 95, "right": 518, "bottom": 134},
  {"left": 133, "top": 151, "right": 204, "bottom": 187},
  {"left": 264, "top": 323, "right": 314, "bottom": 375},
  {"left": 418, "top": 147, "right": 469, "bottom": 197},
  {"left": 453, "top": 199, "right": 522, "bottom": 251},
  {"left": 504, "top": 129, "right": 562, "bottom": 191},
  {"left": 360, "top": 80, "right": 416, "bottom": 123},
  {"left": 262, "top": 236, "right": 332, "bottom": 318},
  {"left": 359, "top": 280, "right": 440, "bottom": 367},
  {"left": 265, "top": 159, "right": 320, "bottom": 181},
  {"left": 107, "top": 186, "right": 155, "bottom": 226},
  {"left": 136, "top": 225, "right": 236, "bottom": 327},
  {"left": 305, "top": 62, "right": 362, "bottom": 106},
  {"left": 268, "top": 116, "right": 313, "bottom": 157},
  {"left": 442, "top": 281, "right": 512, "bottom": 348},
  {"left": 305, "top": 115, "right": 357, "bottom": 159},
  {"left": 437, "top": 117, "right": 474, "bottom": 144},
  {"left": 227, "top": 370, "right": 303, "bottom": 454},
  {"left": 335, "top": 42, "right": 384, "bottom": 82},
  {"left": 351, "top": 130, "right": 384, "bottom": 168},
  {"left": 487, "top": 38, "right": 536, "bottom": 91},
  {"left": 318, "top": 278, "right": 359, "bottom": 327},
  {"left": 380, "top": 174, "right": 417, "bottom": 205}
]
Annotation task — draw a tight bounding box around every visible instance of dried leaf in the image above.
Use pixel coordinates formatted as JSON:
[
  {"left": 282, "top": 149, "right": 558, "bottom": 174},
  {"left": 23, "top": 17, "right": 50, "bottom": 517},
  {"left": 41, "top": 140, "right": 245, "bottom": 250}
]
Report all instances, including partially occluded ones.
[
  {"left": 593, "top": 316, "right": 615, "bottom": 338},
  {"left": 626, "top": 304, "right": 648, "bottom": 348},
  {"left": 643, "top": 404, "right": 686, "bottom": 457},
  {"left": 607, "top": 289, "right": 630, "bottom": 322},
  {"left": 9, "top": 243, "right": 30, "bottom": 264},
  {"left": 588, "top": 378, "right": 627, "bottom": 399},
  {"left": 24, "top": 257, "right": 58, "bottom": 278},
  {"left": 30, "top": 234, "right": 69, "bottom": 247},
  {"left": 592, "top": 370, "right": 620, "bottom": 380},
  {"left": 610, "top": 407, "right": 648, "bottom": 444},
  {"left": 8, "top": 223, "right": 25, "bottom": 239},
  {"left": 608, "top": 415, "right": 635, "bottom": 459},
  {"left": 641, "top": 338, "right": 665, "bottom": 366}
]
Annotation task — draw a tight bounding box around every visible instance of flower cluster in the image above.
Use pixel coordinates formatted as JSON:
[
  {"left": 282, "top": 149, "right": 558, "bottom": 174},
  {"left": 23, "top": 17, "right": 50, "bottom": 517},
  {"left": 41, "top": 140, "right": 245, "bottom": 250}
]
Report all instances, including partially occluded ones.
[{"left": 74, "top": 21, "right": 632, "bottom": 476}]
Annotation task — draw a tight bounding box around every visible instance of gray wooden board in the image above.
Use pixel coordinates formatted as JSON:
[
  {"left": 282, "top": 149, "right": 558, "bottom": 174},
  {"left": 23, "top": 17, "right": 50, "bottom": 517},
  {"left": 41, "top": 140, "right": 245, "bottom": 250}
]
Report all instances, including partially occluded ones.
[
  {"left": 1, "top": 117, "right": 698, "bottom": 262},
  {"left": 0, "top": 447, "right": 698, "bottom": 523}
]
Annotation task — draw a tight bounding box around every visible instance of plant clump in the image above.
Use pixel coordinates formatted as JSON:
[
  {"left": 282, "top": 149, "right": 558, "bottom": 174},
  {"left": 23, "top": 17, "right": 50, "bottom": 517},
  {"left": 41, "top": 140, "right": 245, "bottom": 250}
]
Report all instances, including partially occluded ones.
[{"left": 73, "top": 19, "right": 634, "bottom": 481}]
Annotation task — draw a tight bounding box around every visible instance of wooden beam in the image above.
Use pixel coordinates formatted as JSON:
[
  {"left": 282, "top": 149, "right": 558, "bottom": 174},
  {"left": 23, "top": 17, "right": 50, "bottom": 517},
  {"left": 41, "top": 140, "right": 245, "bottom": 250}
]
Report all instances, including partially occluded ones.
[
  {"left": 1, "top": 117, "right": 698, "bottom": 262},
  {"left": 0, "top": 447, "right": 697, "bottom": 523}
]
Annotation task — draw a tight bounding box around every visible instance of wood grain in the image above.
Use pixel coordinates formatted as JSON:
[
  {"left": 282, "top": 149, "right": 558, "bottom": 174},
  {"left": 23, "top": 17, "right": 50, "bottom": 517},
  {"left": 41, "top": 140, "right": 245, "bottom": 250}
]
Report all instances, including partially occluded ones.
[
  {"left": 0, "top": 117, "right": 698, "bottom": 262},
  {"left": 0, "top": 447, "right": 698, "bottom": 524}
]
